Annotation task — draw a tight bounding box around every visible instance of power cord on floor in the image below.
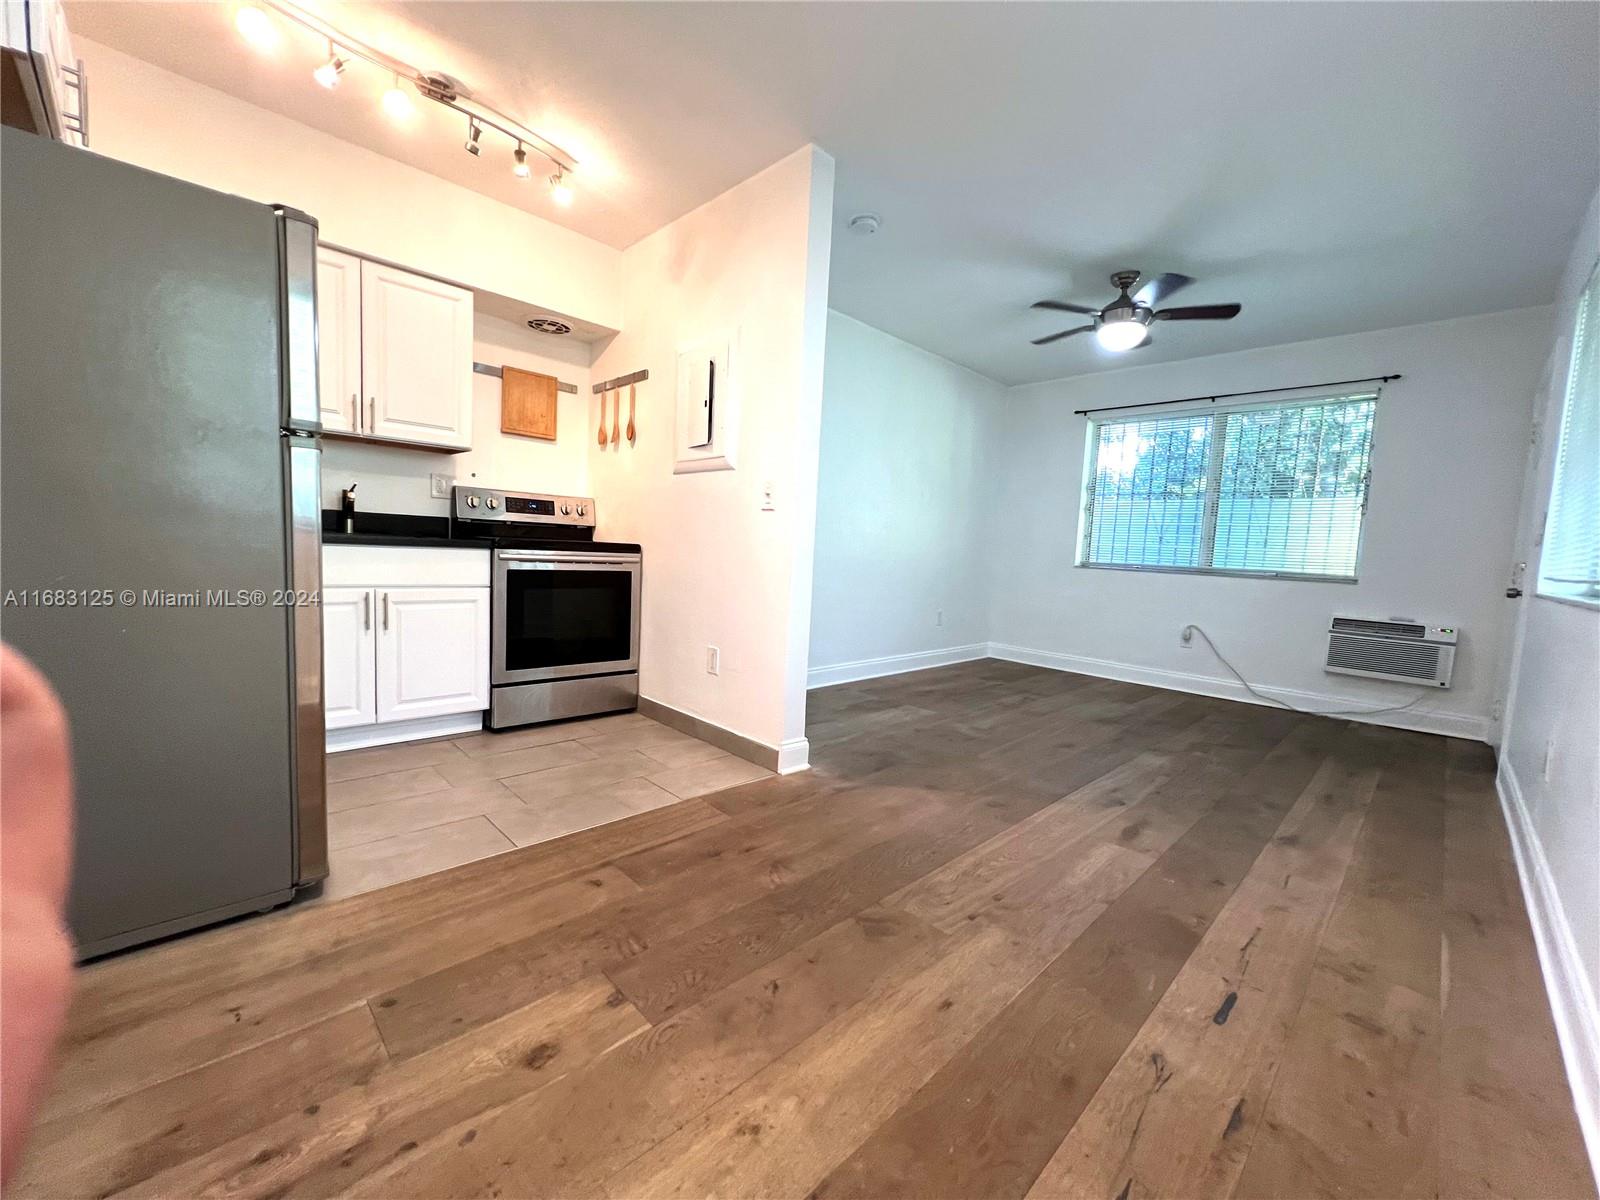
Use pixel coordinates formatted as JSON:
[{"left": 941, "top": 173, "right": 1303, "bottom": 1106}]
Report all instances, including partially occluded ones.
[{"left": 1181, "top": 623, "right": 1431, "bottom": 718}]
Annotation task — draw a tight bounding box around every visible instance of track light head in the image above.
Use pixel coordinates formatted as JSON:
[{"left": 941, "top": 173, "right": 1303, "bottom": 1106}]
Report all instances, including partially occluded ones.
[
  {"left": 512, "top": 145, "right": 531, "bottom": 179},
  {"left": 381, "top": 74, "right": 413, "bottom": 122},
  {"left": 548, "top": 168, "right": 574, "bottom": 207},
  {"left": 313, "top": 46, "right": 346, "bottom": 89},
  {"left": 464, "top": 118, "right": 483, "bottom": 156},
  {"left": 235, "top": 4, "right": 278, "bottom": 50}
]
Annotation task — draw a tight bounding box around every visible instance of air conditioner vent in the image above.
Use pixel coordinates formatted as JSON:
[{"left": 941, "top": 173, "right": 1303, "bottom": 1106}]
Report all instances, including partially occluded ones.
[
  {"left": 1329, "top": 617, "right": 1427, "bottom": 639},
  {"left": 1325, "top": 616, "right": 1457, "bottom": 688}
]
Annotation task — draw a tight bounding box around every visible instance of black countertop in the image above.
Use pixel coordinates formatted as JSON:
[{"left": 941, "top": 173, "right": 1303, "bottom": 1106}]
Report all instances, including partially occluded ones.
[
  {"left": 321, "top": 511, "right": 640, "bottom": 554},
  {"left": 321, "top": 510, "right": 484, "bottom": 548}
]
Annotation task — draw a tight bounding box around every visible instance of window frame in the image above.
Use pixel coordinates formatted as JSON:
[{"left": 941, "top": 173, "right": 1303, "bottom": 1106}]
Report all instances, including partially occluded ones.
[
  {"left": 1074, "top": 392, "right": 1378, "bottom": 585},
  {"left": 1533, "top": 260, "right": 1600, "bottom": 611}
]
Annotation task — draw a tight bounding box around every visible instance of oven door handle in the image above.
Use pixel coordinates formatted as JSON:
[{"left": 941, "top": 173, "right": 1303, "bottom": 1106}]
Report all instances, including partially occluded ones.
[{"left": 497, "top": 551, "right": 640, "bottom": 567}]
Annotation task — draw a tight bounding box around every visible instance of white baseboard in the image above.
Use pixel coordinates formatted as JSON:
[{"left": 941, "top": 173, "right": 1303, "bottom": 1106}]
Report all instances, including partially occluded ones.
[
  {"left": 807, "top": 643, "right": 988, "bottom": 690},
  {"left": 776, "top": 738, "right": 811, "bottom": 774},
  {"left": 326, "top": 711, "right": 484, "bottom": 752},
  {"left": 985, "top": 641, "right": 1488, "bottom": 741},
  {"left": 1497, "top": 762, "right": 1600, "bottom": 1185}
]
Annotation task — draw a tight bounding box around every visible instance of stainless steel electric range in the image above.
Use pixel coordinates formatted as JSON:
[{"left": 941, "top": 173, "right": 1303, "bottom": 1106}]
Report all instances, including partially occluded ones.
[{"left": 451, "top": 486, "right": 641, "bottom": 730}]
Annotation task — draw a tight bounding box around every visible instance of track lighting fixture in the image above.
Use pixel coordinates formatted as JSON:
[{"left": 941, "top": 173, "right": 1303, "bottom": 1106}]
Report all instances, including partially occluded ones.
[
  {"left": 313, "top": 43, "right": 346, "bottom": 89},
  {"left": 232, "top": 0, "right": 577, "bottom": 199},
  {"left": 381, "top": 73, "right": 413, "bottom": 122}
]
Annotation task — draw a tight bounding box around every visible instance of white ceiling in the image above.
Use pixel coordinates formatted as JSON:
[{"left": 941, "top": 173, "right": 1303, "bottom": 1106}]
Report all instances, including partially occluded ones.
[{"left": 70, "top": 1, "right": 1600, "bottom": 386}]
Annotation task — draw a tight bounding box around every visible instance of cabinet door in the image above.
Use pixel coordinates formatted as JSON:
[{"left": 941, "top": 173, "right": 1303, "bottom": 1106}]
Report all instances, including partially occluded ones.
[
  {"left": 360, "top": 260, "right": 473, "bottom": 448},
  {"left": 375, "top": 587, "right": 489, "bottom": 722},
  {"left": 323, "top": 587, "right": 376, "bottom": 729},
  {"left": 316, "top": 247, "right": 362, "bottom": 432}
]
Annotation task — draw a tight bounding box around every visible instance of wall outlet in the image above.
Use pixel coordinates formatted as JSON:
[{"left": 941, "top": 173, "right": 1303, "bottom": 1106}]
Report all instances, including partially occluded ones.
[
  {"left": 429, "top": 473, "right": 454, "bottom": 500},
  {"left": 760, "top": 481, "right": 776, "bottom": 512},
  {"left": 706, "top": 646, "right": 720, "bottom": 676},
  {"left": 1179, "top": 625, "right": 1194, "bottom": 648}
]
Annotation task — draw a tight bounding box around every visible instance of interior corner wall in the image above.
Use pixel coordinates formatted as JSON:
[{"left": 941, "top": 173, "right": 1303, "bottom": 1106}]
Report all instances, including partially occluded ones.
[
  {"left": 587, "top": 146, "right": 834, "bottom": 763},
  {"left": 808, "top": 312, "right": 1005, "bottom": 686},
  {"left": 987, "top": 306, "right": 1553, "bottom": 741},
  {"left": 1496, "top": 183, "right": 1600, "bottom": 1177}
]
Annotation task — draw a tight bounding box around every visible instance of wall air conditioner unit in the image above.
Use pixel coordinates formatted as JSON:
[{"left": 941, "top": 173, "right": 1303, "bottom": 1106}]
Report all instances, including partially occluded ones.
[{"left": 1325, "top": 617, "right": 1457, "bottom": 688}]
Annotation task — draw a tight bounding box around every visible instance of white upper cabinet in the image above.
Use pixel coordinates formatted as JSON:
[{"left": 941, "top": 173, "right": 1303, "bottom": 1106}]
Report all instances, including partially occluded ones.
[
  {"left": 315, "top": 247, "right": 362, "bottom": 433},
  {"left": 360, "top": 259, "right": 473, "bottom": 450},
  {"left": 4, "top": 0, "right": 84, "bottom": 146}
]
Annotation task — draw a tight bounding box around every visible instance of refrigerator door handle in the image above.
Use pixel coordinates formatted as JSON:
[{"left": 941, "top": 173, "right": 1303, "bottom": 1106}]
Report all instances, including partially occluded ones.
[
  {"left": 275, "top": 206, "right": 323, "bottom": 434},
  {"left": 285, "top": 435, "right": 328, "bottom": 885}
]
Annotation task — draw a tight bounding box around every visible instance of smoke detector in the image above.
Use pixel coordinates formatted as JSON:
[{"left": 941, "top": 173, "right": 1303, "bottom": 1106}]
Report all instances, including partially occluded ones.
[
  {"left": 848, "top": 213, "right": 881, "bottom": 235},
  {"left": 526, "top": 317, "right": 573, "bottom": 335}
]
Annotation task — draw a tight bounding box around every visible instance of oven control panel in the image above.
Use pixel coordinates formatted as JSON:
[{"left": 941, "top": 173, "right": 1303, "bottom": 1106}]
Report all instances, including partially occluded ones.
[{"left": 453, "top": 487, "right": 594, "bottom": 528}]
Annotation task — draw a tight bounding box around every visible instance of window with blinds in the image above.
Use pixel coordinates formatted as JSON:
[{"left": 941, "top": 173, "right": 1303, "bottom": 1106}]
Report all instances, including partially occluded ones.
[
  {"left": 1537, "top": 264, "right": 1600, "bottom": 606},
  {"left": 1080, "top": 394, "right": 1377, "bottom": 580}
]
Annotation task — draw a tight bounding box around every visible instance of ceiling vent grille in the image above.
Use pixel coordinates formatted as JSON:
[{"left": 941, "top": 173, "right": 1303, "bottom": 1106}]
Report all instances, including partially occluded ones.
[
  {"left": 1325, "top": 617, "right": 1457, "bottom": 687},
  {"left": 527, "top": 317, "right": 573, "bottom": 335}
]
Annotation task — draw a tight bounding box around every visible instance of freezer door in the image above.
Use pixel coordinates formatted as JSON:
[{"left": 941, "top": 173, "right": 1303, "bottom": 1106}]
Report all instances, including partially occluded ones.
[{"left": 0, "top": 127, "right": 306, "bottom": 954}]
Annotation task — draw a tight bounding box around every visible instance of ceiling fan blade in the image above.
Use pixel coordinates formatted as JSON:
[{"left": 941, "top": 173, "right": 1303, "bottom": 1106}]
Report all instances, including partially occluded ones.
[
  {"left": 1031, "top": 299, "right": 1099, "bottom": 315},
  {"left": 1155, "top": 303, "right": 1242, "bottom": 321},
  {"left": 1031, "top": 325, "right": 1095, "bottom": 346},
  {"left": 1132, "top": 272, "right": 1193, "bottom": 308}
]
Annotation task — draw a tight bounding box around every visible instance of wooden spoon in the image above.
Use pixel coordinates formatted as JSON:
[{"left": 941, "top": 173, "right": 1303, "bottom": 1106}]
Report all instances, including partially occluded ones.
[
  {"left": 611, "top": 383, "right": 621, "bottom": 445},
  {"left": 597, "top": 387, "right": 608, "bottom": 446},
  {"left": 626, "top": 383, "right": 637, "bottom": 445}
]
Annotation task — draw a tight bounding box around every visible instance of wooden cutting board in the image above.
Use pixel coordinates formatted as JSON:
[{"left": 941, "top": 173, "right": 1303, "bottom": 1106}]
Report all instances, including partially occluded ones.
[{"left": 500, "top": 367, "right": 558, "bottom": 440}]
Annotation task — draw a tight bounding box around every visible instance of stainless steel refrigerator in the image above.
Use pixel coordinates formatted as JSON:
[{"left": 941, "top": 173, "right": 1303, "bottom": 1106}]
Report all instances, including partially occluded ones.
[{"left": 1, "top": 126, "right": 327, "bottom": 958}]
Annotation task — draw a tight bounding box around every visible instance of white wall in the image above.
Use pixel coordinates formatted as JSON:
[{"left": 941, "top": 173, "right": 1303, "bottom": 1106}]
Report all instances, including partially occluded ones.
[
  {"left": 986, "top": 307, "right": 1552, "bottom": 740},
  {"left": 74, "top": 38, "right": 622, "bottom": 331},
  {"left": 808, "top": 312, "right": 1002, "bottom": 684},
  {"left": 320, "top": 314, "right": 593, "bottom": 514},
  {"left": 1497, "top": 185, "right": 1600, "bottom": 1174},
  {"left": 587, "top": 146, "right": 834, "bottom": 765}
]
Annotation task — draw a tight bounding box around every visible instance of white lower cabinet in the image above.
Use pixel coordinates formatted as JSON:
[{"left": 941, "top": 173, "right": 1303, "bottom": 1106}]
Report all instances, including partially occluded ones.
[
  {"left": 322, "top": 584, "right": 489, "bottom": 735},
  {"left": 374, "top": 587, "right": 490, "bottom": 722},
  {"left": 322, "top": 586, "right": 377, "bottom": 730}
]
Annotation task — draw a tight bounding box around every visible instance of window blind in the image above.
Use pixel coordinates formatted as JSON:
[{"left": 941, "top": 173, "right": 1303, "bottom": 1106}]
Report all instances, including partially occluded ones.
[
  {"left": 1538, "top": 265, "right": 1600, "bottom": 605},
  {"left": 1081, "top": 394, "right": 1377, "bottom": 579}
]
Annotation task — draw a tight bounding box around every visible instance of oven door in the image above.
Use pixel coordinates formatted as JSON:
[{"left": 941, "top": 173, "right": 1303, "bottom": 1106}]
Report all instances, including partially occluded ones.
[{"left": 493, "top": 550, "right": 641, "bottom": 685}]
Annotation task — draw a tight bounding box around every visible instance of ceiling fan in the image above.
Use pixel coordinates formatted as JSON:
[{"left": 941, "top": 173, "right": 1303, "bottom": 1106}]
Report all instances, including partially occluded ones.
[{"left": 1031, "top": 270, "right": 1241, "bottom": 351}]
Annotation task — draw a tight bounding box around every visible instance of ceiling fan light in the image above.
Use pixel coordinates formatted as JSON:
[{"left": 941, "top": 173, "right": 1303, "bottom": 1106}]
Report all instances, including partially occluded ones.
[{"left": 1095, "top": 318, "right": 1149, "bottom": 352}]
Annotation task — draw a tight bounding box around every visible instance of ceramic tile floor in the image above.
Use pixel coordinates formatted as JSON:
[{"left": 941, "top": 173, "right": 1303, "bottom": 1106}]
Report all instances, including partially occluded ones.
[{"left": 315, "top": 712, "right": 771, "bottom": 901}]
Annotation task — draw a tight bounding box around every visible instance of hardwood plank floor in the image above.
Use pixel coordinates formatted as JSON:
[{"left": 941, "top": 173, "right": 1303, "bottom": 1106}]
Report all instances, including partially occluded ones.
[{"left": 11, "top": 661, "right": 1592, "bottom": 1200}]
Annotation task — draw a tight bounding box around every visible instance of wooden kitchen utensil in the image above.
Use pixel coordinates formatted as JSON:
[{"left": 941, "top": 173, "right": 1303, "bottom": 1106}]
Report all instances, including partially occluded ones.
[
  {"left": 626, "top": 383, "right": 637, "bottom": 444},
  {"left": 597, "top": 388, "right": 609, "bottom": 446},
  {"left": 611, "top": 384, "right": 621, "bottom": 445},
  {"left": 500, "top": 367, "right": 557, "bottom": 440}
]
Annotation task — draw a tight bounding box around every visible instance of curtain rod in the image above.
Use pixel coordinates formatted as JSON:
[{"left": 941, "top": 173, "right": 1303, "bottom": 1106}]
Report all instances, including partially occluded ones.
[{"left": 1073, "top": 374, "right": 1401, "bottom": 418}]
